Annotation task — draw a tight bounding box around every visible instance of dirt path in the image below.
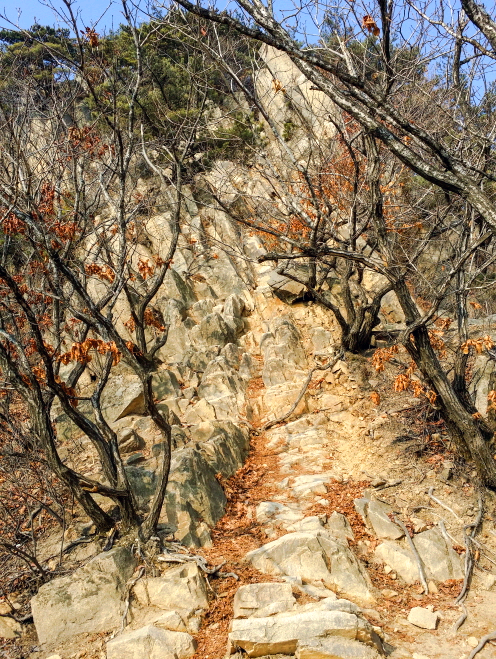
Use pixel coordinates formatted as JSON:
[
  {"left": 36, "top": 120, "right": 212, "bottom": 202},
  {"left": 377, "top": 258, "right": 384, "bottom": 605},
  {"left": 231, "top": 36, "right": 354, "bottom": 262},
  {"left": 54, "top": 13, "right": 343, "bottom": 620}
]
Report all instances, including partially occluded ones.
[{"left": 191, "top": 297, "right": 496, "bottom": 659}]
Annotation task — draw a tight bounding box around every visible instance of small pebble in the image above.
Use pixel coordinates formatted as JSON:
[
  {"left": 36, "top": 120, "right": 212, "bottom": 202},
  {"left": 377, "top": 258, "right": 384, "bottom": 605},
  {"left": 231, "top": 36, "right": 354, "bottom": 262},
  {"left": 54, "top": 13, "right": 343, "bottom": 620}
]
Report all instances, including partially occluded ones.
[
  {"left": 467, "top": 637, "right": 479, "bottom": 648},
  {"left": 428, "top": 581, "right": 438, "bottom": 594}
]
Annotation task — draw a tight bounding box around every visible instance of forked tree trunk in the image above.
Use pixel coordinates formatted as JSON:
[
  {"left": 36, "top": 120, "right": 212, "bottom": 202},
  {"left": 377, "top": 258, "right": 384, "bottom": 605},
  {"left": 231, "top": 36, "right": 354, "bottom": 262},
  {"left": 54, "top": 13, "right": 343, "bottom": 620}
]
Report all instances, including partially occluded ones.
[{"left": 395, "top": 279, "right": 496, "bottom": 488}]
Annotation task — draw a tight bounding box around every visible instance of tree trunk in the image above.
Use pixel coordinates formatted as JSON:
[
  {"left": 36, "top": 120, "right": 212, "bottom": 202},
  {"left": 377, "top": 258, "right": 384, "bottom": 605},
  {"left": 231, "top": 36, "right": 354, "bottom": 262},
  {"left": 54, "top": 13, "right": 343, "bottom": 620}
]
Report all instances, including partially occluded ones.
[{"left": 395, "top": 279, "right": 496, "bottom": 487}]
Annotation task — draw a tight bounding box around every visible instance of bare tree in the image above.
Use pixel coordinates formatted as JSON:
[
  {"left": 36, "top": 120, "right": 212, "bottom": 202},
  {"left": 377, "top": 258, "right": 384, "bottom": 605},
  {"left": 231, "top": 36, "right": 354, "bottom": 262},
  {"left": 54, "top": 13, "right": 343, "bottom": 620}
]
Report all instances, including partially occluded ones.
[
  {"left": 160, "top": 6, "right": 496, "bottom": 488},
  {"left": 0, "top": 0, "right": 215, "bottom": 541}
]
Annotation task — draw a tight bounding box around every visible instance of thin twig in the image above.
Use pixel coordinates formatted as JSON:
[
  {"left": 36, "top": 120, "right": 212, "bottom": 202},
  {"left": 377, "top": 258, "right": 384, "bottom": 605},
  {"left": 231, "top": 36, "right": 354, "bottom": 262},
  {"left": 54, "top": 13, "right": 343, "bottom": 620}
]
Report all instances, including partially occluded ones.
[
  {"left": 262, "top": 350, "right": 344, "bottom": 431},
  {"left": 393, "top": 515, "right": 428, "bottom": 594}
]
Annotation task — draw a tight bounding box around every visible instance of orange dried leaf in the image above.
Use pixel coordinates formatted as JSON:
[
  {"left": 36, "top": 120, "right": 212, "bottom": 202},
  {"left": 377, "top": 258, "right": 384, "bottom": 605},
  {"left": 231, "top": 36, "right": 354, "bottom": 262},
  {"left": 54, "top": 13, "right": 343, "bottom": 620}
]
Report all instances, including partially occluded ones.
[{"left": 370, "top": 391, "right": 380, "bottom": 405}]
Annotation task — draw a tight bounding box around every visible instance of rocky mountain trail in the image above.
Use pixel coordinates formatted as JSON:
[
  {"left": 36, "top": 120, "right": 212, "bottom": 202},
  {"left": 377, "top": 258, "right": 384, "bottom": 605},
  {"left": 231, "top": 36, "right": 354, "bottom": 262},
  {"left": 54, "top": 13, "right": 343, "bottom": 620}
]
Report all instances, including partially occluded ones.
[{"left": 3, "top": 214, "right": 496, "bottom": 659}]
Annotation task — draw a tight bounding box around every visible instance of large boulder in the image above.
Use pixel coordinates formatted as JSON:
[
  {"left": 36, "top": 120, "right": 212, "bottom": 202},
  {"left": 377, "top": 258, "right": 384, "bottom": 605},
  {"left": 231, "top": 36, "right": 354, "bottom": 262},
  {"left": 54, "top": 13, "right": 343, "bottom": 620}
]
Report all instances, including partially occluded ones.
[
  {"left": 375, "top": 527, "right": 463, "bottom": 584},
  {"left": 246, "top": 531, "right": 374, "bottom": 605},
  {"left": 102, "top": 371, "right": 180, "bottom": 422},
  {"left": 132, "top": 563, "right": 208, "bottom": 621},
  {"left": 31, "top": 547, "right": 136, "bottom": 644},
  {"left": 107, "top": 625, "right": 196, "bottom": 659},
  {"left": 255, "top": 45, "right": 336, "bottom": 146},
  {"left": 233, "top": 583, "right": 296, "bottom": 619},
  {"left": 296, "top": 637, "right": 382, "bottom": 658},
  {"left": 229, "top": 609, "right": 382, "bottom": 658}
]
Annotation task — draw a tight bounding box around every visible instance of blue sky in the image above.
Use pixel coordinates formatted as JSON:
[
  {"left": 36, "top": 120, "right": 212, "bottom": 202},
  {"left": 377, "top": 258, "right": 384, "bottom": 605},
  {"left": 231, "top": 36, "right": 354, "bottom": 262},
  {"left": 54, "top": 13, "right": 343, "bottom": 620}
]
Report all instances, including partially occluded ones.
[{"left": 0, "top": 0, "right": 124, "bottom": 32}]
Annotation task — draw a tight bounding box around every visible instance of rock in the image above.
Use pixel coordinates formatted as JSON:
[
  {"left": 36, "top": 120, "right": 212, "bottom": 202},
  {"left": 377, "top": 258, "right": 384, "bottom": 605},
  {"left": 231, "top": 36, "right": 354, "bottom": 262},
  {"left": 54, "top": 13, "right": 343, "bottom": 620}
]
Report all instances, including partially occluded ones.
[
  {"left": 190, "top": 312, "right": 236, "bottom": 348},
  {"left": 407, "top": 607, "right": 439, "bottom": 630},
  {"left": 133, "top": 563, "right": 208, "bottom": 621},
  {"left": 106, "top": 625, "right": 196, "bottom": 659},
  {"left": 292, "top": 474, "right": 332, "bottom": 498},
  {"left": 224, "top": 293, "right": 245, "bottom": 318},
  {"left": 233, "top": 583, "right": 296, "bottom": 619},
  {"left": 327, "top": 512, "right": 354, "bottom": 544},
  {"left": 296, "top": 637, "right": 381, "bottom": 658},
  {"left": 414, "top": 528, "right": 463, "bottom": 581},
  {"left": 256, "top": 501, "right": 289, "bottom": 522},
  {"left": 31, "top": 547, "right": 136, "bottom": 644},
  {"left": 354, "top": 496, "right": 404, "bottom": 541},
  {"left": 467, "top": 637, "right": 479, "bottom": 648},
  {"left": 109, "top": 371, "right": 180, "bottom": 421},
  {"left": 261, "top": 318, "right": 307, "bottom": 386},
  {"left": 161, "top": 268, "right": 196, "bottom": 308},
  {"left": 190, "top": 298, "right": 215, "bottom": 323},
  {"left": 410, "top": 517, "right": 429, "bottom": 533},
  {"left": 183, "top": 398, "right": 217, "bottom": 425},
  {"left": 119, "top": 428, "right": 144, "bottom": 454},
  {"left": 152, "top": 610, "right": 188, "bottom": 632},
  {"left": 0, "top": 616, "right": 21, "bottom": 639},
  {"left": 246, "top": 531, "right": 374, "bottom": 605},
  {"left": 229, "top": 610, "right": 382, "bottom": 658},
  {"left": 289, "top": 516, "right": 325, "bottom": 533},
  {"left": 374, "top": 542, "right": 419, "bottom": 584},
  {"left": 427, "top": 581, "right": 438, "bottom": 594},
  {"left": 375, "top": 527, "right": 463, "bottom": 584},
  {"left": 267, "top": 269, "right": 306, "bottom": 304}
]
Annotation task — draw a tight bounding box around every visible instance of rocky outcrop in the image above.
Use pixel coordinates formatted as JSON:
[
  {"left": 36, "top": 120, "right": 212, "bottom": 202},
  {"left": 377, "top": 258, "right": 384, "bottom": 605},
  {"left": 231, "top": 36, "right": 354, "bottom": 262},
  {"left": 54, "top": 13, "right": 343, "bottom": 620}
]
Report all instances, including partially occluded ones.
[
  {"left": 246, "top": 531, "right": 375, "bottom": 606},
  {"left": 229, "top": 605, "right": 383, "bottom": 658},
  {"left": 31, "top": 547, "right": 136, "bottom": 645},
  {"left": 375, "top": 526, "right": 463, "bottom": 584},
  {"left": 106, "top": 625, "right": 196, "bottom": 659}
]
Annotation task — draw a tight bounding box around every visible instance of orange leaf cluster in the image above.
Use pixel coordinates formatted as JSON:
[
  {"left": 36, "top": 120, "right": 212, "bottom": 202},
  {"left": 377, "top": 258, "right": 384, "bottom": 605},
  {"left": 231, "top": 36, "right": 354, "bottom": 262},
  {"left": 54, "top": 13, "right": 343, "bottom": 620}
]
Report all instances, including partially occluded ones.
[
  {"left": 85, "top": 263, "right": 115, "bottom": 283},
  {"left": 2, "top": 213, "right": 26, "bottom": 235},
  {"left": 428, "top": 329, "right": 447, "bottom": 359},
  {"left": 393, "top": 372, "right": 436, "bottom": 404},
  {"left": 370, "top": 391, "right": 381, "bottom": 405},
  {"left": 144, "top": 308, "right": 166, "bottom": 331},
  {"left": 138, "top": 259, "right": 154, "bottom": 280},
  {"left": 460, "top": 335, "right": 495, "bottom": 354},
  {"left": 371, "top": 344, "right": 398, "bottom": 372},
  {"left": 81, "top": 27, "right": 99, "bottom": 48},
  {"left": 58, "top": 338, "right": 121, "bottom": 366},
  {"left": 362, "top": 15, "right": 380, "bottom": 36}
]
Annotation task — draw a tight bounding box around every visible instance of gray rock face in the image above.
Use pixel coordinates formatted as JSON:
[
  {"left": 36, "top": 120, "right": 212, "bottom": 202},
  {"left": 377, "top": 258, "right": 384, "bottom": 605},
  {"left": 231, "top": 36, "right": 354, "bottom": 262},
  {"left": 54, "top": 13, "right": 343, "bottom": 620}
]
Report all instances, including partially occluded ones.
[
  {"left": 233, "top": 583, "right": 296, "bottom": 619},
  {"left": 119, "top": 428, "right": 144, "bottom": 454},
  {"left": 133, "top": 563, "right": 208, "bottom": 621},
  {"left": 375, "top": 527, "right": 463, "bottom": 584},
  {"left": 354, "top": 496, "right": 404, "bottom": 541},
  {"left": 296, "top": 637, "right": 381, "bottom": 658},
  {"left": 246, "top": 531, "right": 374, "bottom": 605},
  {"left": 161, "top": 269, "right": 196, "bottom": 308},
  {"left": 31, "top": 547, "right": 136, "bottom": 644},
  {"left": 106, "top": 625, "right": 196, "bottom": 659},
  {"left": 109, "top": 371, "right": 180, "bottom": 421},
  {"left": 190, "top": 298, "right": 215, "bottom": 323},
  {"left": 162, "top": 420, "right": 249, "bottom": 545},
  {"left": 261, "top": 318, "right": 307, "bottom": 386},
  {"left": 229, "top": 609, "right": 382, "bottom": 658},
  {"left": 190, "top": 312, "right": 236, "bottom": 348}
]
